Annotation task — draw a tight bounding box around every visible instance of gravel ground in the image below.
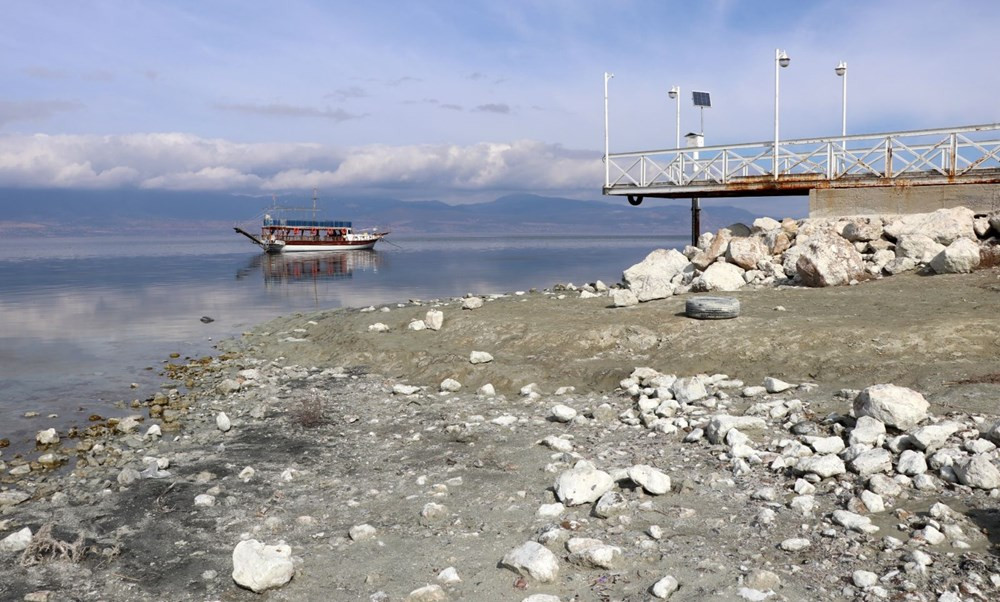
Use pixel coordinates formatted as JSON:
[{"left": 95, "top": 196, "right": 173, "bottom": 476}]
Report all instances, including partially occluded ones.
[{"left": 2, "top": 267, "right": 1000, "bottom": 601}]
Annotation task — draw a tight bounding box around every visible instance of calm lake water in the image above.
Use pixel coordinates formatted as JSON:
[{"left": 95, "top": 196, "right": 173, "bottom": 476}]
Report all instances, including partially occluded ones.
[{"left": 0, "top": 233, "right": 685, "bottom": 450}]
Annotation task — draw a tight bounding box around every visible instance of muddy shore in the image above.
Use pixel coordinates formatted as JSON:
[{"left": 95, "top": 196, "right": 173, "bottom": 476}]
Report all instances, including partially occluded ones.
[{"left": 2, "top": 266, "right": 1000, "bottom": 601}]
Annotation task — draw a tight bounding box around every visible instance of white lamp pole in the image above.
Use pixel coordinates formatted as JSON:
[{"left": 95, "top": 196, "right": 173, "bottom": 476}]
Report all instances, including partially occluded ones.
[
  {"left": 668, "top": 85, "right": 680, "bottom": 149},
  {"left": 604, "top": 72, "right": 613, "bottom": 187},
  {"left": 773, "top": 49, "right": 790, "bottom": 178},
  {"left": 835, "top": 61, "right": 847, "bottom": 137}
]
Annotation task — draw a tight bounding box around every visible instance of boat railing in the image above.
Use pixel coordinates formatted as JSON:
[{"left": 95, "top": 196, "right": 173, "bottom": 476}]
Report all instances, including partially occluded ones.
[{"left": 264, "top": 218, "right": 353, "bottom": 228}]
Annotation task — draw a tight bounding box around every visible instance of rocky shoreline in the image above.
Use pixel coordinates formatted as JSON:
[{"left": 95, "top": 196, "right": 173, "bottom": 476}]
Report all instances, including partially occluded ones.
[{"left": 3, "top": 208, "right": 1000, "bottom": 601}]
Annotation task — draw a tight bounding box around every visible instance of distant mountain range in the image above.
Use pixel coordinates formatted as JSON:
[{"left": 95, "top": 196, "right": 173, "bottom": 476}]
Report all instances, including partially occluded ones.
[{"left": 0, "top": 188, "right": 769, "bottom": 237}]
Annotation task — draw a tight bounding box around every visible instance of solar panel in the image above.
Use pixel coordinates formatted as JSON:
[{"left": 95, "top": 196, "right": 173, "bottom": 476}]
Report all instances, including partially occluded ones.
[{"left": 692, "top": 91, "right": 711, "bottom": 107}]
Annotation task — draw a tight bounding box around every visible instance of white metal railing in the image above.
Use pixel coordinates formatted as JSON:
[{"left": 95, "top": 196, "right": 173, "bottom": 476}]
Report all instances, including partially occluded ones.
[{"left": 604, "top": 123, "right": 1000, "bottom": 192}]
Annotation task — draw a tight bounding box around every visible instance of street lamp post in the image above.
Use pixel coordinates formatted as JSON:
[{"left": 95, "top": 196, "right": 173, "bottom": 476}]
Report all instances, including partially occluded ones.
[
  {"left": 835, "top": 61, "right": 847, "bottom": 137},
  {"left": 773, "top": 49, "right": 790, "bottom": 179},
  {"left": 668, "top": 85, "right": 680, "bottom": 149},
  {"left": 835, "top": 61, "right": 847, "bottom": 175},
  {"left": 604, "top": 72, "right": 613, "bottom": 187}
]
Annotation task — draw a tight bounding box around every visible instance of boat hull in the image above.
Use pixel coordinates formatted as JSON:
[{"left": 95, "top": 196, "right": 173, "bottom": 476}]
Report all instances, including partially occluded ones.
[{"left": 264, "top": 234, "right": 387, "bottom": 253}]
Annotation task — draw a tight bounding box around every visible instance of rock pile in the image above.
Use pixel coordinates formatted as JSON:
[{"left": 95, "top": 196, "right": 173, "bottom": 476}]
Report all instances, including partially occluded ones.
[{"left": 617, "top": 206, "right": 1000, "bottom": 301}]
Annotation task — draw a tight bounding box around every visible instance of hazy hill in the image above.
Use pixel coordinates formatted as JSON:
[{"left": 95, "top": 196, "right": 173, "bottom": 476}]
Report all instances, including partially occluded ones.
[{"left": 0, "top": 189, "right": 764, "bottom": 236}]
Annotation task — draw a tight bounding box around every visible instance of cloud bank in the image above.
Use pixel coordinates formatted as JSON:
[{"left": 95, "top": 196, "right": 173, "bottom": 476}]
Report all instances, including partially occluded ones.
[{"left": 0, "top": 133, "right": 602, "bottom": 201}]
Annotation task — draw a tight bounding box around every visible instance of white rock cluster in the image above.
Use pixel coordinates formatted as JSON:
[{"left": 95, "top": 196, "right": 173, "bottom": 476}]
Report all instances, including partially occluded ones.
[{"left": 614, "top": 207, "right": 998, "bottom": 302}]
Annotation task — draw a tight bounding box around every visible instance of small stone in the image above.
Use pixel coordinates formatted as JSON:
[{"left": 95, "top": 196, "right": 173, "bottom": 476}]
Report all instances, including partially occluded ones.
[
  {"left": 407, "top": 320, "right": 427, "bottom": 331},
  {"left": 566, "top": 537, "right": 621, "bottom": 569},
  {"left": 194, "top": 494, "right": 216, "bottom": 507},
  {"left": 593, "top": 491, "right": 628, "bottom": 518},
  {"left": 746, "top": 569, "right": 781, "bottom": 591},
  {"left": 368, "top": 322, "right": 390, "bottom": 332},
  {"left": 439, "top": 378, "right": 462, "bottom": 393},
  {"left": 853, "top": 384, "right": 929, "bottom": 431},
  {"left": 461, "top": 297, "right": 484, "bottom": 310},
  {"left": 550, "top": 404, "right": 577, "bottom": 423},
  {"left": 897, "top": 449, "right": 928, "bottom": 475},
  {"left": 469, "top": 351, "right": 494, "bottom": 364},
  {"left": 651, "top": 575, "right": 680, "bottom": 599},
  {"left": 0, "top": 527, "right": 32, "bottom": 553},
  {"left": 392, "top": 384, "right": 421, "bottom": 395},
  {"left": 833, "top": 510, "right": 879, "bottom": 533},
  {"left": 35, "top": 428, "right": 59, "bottom": 445},
  {"left": 117, "top": 467, "right": 141, "bottom": 486},
  {"left": 536, "top": 502, "right": 565, "bottom": 518},
  {"left": 436, "top": 566, "right": 461, "bottom": 585},
  {"left": 779, "top": 538, "right": 811, "bottom": 551},
  {"left": 853, "top": 570, "right": 878, "bottom": 588},
  {"left": 627, "top": 464, "right": 671, "bottom": 495},
  {"left": 239, "top": 466, "right": 255, "bottom": 482},
  {"left": 861, "top": 490, "right": 885, "bottom": 513},
  {"left": 795, "top": 454, "right": 846, "bottom": 478},
  {"left": 764, "top": 377, "right": 793, "bottom": 393},
  {"left": 216, "top": 412, "right": 232, "bottom": 432},
  {"left": 231, "top": 539, "right": 294, "bottom": 593},
  {"left": 421, "top": 502, "right": 449, "bottom": 520},
  {"left": 349, "top": 524, "right": 377, "bottom": 541},
  {"left": 478, "top": 383, "right": 496, "bottom": 396},
  {"left": 406, "top": 584, "right": 447, "bottom": 602},
  {"left": 0, "top": 490, "right": 31, "bottom": 507}
]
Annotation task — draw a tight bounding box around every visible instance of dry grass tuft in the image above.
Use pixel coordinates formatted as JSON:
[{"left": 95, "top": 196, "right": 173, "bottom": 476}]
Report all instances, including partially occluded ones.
[
  {"left": 20, "top": 523, "right": 88, "bottom": 566},
  {"left": 292, "top": 394, "right": 326, "bottom": 428}
]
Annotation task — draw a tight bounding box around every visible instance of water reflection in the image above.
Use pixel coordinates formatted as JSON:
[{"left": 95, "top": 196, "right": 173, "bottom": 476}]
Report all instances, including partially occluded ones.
[{"left": 258, "top": 250, "right": 382, "bottom": 286}]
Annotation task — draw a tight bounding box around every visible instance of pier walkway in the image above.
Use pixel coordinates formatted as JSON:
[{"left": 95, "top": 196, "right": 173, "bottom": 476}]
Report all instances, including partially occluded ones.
[{"left": 603, "top": 123, "right": 1000, "bottom": 204}]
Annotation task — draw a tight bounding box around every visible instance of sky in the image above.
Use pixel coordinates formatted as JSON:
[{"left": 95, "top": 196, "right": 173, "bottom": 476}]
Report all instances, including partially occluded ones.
[{"left": 2, "top": 0, "right": 999, "bottom": 204}]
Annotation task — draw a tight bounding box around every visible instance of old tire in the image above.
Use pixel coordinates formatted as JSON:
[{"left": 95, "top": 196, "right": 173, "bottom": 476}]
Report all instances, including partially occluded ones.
[
  {"left": 685, "top": 296, "right": 740, "bottom": 320},
  {"left": 627, "top": 195, "right": 643, "bottom": 206}
]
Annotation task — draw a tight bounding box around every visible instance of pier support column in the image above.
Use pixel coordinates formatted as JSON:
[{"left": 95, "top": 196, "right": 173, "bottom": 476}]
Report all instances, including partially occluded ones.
[{"left": 691, "top": 198, "right": 701, "bottom": 247}]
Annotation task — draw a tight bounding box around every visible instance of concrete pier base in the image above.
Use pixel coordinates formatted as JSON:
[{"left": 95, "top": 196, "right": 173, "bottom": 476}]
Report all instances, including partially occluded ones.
[{"left": 809, "top": 184, "right": 1000, "bottom": 218}]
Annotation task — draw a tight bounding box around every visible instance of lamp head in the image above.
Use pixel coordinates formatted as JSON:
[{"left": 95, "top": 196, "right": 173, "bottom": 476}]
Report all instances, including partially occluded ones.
[
  {"left": 778, "top": 50, "right": 790, "bottom": 68},
  {"left": 668, "top": 85, "right": 679, "bottom": 99},
  {"left": 835, "top": 61, "right": 847, "bottom": 76}
]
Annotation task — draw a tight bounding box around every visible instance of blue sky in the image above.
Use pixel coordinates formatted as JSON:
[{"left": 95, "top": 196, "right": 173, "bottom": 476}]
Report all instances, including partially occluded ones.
[{"left": 2, "top": 0, "right": 998, "bottom": 203}]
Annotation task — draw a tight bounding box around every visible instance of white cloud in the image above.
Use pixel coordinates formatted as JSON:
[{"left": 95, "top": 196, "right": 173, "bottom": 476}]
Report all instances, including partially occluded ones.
[{"left": 0, "top": 132, "right": 602, "bottom": 201}]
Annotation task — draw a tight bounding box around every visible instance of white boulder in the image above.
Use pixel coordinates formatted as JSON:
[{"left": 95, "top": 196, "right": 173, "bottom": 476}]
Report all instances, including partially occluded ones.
[
  {"left": 554, "top": 466, "right": 613, "bottom": 506},
  {"left": 694, "top": 261, "right": 746, "bottom": 292},
  {"left": 954, "top": 455, "right": 1000, "bottom": 490},
  {"left": 425, "top": 309, "right": 444, "bottom": 331},
  {"left": 895, "top": 234, "right": 945, "bottom": 264},
  {"left": 883, "top": 206, "right": 976, "bottom": 245},
  {"left": 469, "top": 351, "right": 494, "bottom": 364},
  {"left": 0, "top": 527, "right": 32, "bottom": 554},
  {"left": 231, "top": 539, "right": 294, "bottom": 593},
  {"left": 611, "top": 288, "right": 639, "bottom": 307},
  {"left": 853, "top": 384, "right": 929, "bottom": 431},
  {"left": 929, "top": 238, "right": 981, "bottom": 274},
  {"left": 627, "top": 464, "right": 671, "bottom": 495},
  {"left": 500, "top": 541, "right": 559, "bottom": 583},
  {"left": 795, "top": 231, "right": 866, "bottom": 287},
  {"left": 623, "top": 249, "right": 690, "bottom": 302},
  {"left": 462, "top": 297, "right": 484, "bottom": 310}
]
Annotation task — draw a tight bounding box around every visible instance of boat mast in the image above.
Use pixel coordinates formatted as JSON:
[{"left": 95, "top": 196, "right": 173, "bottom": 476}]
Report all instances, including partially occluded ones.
[{"left": 312, "top": 187, "right": 318, "bottom": 217}]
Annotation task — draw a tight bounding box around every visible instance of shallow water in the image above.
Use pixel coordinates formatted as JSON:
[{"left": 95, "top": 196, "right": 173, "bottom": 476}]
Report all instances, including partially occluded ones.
[{"left": 0, "top": 233, "right": 684, "bottom": 449}]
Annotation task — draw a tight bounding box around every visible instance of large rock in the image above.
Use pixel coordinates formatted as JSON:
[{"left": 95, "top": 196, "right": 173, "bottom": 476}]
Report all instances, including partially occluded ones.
[
  {"left": 566, "top": 537, "right": 622, "bottom": 569},
  {"left": 424, "top": 310, "right": 444, "bottom": 331},
  {"left": 554, "top": 466, "right": 613, "bottom": 506},
  {"left": 691, "top": 228, "right": 734, "bottom": 270},
  {"left": 841, "top": 218, "right": 884, "bottom": 242},
  {"left": 895, "top": 234, "right": 945, "bottom": 264},
  {"left": 500, "top": 541, "right": 559, "bottom": 582},
  {"left": 795, "top": 231, "right": 866, "bottom": 287},
  {"left": 611, "top": 288, "right": 639, "bottom": 307},
  {"left": 884, "top": 207, "right": 976, "bottom": 245},
  {"left": 795, "top": 454, "right": 846, "bottom": 478},
  {"left": 726, "top": 237, "right": 769, "bottom": 270},
  {"left": 623, "top": 249, "right": 689, "bottom": 302},
  {"left": 854, "top": 384, "right": 929, "bottom": 431},
  {"left": 954, "top": 455, "right": 1000, "bottom": 490},
  {"left": 231, "top": 539, "right": 294, "bottom": 593},
  {"left": 929, "top": 238, "right": 981, "bottom": 274},
  {"left": 694, "top": 262, "right": 745, "bottom": 292}
]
